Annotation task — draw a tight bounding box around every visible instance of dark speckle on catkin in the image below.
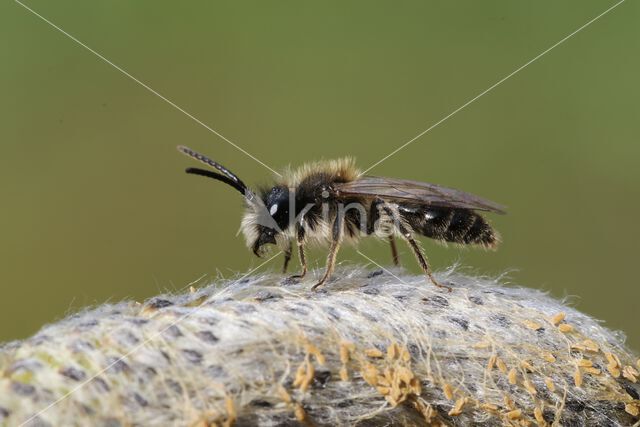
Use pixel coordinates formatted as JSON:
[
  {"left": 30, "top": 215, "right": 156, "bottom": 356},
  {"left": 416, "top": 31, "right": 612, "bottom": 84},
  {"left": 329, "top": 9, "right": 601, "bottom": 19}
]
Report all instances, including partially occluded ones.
[
  {"left": 181, "top": 349, "right": 203, "bottom": 364},
  {"left": 106, "top": 358, "right": 131, "bottom": 374},
  {"left": 422, "top": 295, "right": 449, "bottom": 308},
  {"left": 11, "top": 382, "right": 35, "bottom": 396},
  {"left": 60, "top": 366, "right": 86, "bottom": 382},
  {"left": 196, "top": 330, "right": 219, "bottom": 344},
  {"left": 447, "top": 316, "right": 470, "bottom": 331},
  {"left": 147, "top": 298, "right": 174, "bottom": 309},
  {"left": 468, "top": 295, "right": 483, "bottom": 305},
  {"left": 367, "top": 269, "right": 384, "bottom": 278}
]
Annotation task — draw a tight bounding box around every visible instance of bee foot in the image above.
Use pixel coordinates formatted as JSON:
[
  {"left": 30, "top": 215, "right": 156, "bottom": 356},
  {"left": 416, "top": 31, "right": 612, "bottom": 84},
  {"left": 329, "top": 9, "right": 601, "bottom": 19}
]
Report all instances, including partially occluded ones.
[
  {"left": 311, "top": 281, "right": 325, "bottom": 291},
  {"left": 282, "top": 273, "right": 305, "bottom": 285},
  {"left": 430, "top": 276, "right": 453, "bottom": 292},
  {"left": 281, "top": 277, "right": 298, "bottom": 285}
]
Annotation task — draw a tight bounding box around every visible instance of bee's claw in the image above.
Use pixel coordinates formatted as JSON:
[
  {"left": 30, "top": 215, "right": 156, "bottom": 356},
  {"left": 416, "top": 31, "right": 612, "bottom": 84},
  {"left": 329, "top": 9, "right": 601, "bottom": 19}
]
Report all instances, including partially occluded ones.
[{"left": 429, "top": 275, "right": 453, "bottom": 292}]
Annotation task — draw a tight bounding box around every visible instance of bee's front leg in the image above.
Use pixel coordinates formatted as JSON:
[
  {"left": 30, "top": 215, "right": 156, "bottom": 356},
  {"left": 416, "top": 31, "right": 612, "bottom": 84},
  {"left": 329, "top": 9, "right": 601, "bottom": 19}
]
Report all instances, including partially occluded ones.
[
  {"left": 282, "top": 240, "right": 293, "bottom": 274},
  {"left": 312, "top": 214, "right": 343, "bottom": 291},
  {"left": 288, "top": 224, "right": 307, "bottom": 280}
]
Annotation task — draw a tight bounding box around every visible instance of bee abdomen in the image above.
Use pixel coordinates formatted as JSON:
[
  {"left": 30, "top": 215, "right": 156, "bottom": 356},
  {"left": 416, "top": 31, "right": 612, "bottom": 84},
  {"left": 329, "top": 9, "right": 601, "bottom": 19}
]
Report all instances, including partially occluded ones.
[{"left": 403, "top": 207, "right": 498, "bottom": 248}]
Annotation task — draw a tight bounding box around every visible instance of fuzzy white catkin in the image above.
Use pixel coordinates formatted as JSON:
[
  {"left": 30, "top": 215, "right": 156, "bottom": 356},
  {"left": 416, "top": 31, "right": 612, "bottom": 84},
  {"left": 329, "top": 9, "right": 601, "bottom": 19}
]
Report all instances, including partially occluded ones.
[{"left": 1, "top": 266, "right": 639, "bottom": 427}]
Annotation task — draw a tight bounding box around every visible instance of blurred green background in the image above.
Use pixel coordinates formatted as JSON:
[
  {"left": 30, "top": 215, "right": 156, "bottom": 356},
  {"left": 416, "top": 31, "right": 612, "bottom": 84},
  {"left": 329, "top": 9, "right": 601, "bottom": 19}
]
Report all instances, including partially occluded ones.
[{"left": 1, "top": 1, "right": 638, "bottom": 349}]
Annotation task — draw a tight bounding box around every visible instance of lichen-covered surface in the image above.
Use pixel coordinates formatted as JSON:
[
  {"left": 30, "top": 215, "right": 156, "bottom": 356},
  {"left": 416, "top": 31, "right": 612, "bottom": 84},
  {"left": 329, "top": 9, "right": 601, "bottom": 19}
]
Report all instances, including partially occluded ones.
[{"left": 1, "top": 266, "right": 639, "bottom": 426}]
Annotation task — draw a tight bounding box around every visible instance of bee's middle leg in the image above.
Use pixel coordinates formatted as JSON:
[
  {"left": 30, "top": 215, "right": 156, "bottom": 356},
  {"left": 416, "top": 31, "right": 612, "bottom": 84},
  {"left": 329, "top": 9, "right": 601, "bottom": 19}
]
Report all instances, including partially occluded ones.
[
  {"left": 312, "top": 214, "right": 343, "bottom": 291},
  {"left": 370, "top": 199, "right": 400, "bottom": 267},
  {"left": 388, "top": 234, "right": 400, "bottom": 266}
]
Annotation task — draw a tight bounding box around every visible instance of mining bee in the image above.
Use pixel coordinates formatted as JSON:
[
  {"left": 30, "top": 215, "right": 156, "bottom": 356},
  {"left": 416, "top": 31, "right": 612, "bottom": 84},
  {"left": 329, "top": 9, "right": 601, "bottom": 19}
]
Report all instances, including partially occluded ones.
[{"left": 178, "top": 146, "right": 505, "bottom": 291}]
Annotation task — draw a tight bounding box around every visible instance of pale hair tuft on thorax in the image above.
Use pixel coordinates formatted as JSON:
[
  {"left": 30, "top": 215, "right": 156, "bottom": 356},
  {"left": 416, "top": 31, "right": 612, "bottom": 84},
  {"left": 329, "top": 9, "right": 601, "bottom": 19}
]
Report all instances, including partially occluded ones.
[{"left": 279, "top": 157, "right": 361, "bottom": 187}]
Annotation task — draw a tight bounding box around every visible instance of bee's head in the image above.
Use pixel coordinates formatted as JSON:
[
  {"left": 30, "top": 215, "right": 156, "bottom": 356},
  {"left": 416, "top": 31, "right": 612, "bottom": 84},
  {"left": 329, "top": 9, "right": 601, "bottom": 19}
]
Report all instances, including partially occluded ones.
[
  {"left": 242, "top": 185, "right": 290, "bottom": 257},
  {"left": 177, "top": 146, "right": 294, "bottom": 257}
]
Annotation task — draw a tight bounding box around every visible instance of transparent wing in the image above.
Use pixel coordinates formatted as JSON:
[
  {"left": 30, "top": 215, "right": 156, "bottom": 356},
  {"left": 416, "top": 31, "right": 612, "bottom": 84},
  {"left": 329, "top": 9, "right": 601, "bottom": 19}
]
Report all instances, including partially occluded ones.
[{"left": 335, "top": 176, "right": 506, "bottom": 214}]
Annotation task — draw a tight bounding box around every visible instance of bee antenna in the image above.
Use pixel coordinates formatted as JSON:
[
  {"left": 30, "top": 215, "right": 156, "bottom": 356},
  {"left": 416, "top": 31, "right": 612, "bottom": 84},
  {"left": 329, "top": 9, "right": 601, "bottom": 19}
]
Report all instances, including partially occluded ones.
[
  {"left": 177, "top": 145, "right": 249, "bottom": 188},
  {"left": 178, "top": 146, "right": 256, "bottom": 199},
  {"left": 184, "top": 168, "right": 247, "bottom": 196}
]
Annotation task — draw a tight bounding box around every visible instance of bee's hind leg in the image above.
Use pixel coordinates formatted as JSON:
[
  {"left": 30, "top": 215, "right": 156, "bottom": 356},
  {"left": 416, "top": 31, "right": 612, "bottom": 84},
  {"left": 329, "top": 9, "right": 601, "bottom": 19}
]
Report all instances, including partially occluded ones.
[
  {"left": 312, "top": 214, "right": 343, "bottom": 291},
  {"left": 381, "top": 204, "right": 451, "bottom": 292},
  {"left": 401, "top": 229, "right": 451, "bottom": 292}
]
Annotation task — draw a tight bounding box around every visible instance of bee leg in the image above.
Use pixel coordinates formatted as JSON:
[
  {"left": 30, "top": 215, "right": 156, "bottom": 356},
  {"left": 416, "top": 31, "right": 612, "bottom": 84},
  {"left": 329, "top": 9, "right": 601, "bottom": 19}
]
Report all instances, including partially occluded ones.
[
  {"left": 402, "top": 229, "right": 451, "bottom": 292},
  {"left": 370, "top": 199, "right": 400, "bottom": 267},
  {"left": 288, "top": 224, "right": 307, "bottom": 279},
  {"left": 282, "top": 241, "right": 293, "bottom": 274},
  {"left": 290, "top": 242, "right": 307, "bottom": 278},
  {"left": 389, "top": 235, "right": 400, "bottom": 266},
  {"left": 381, "top": 204, "right": 451, "bottom": 292},
  {"left": 312, "top": 214, "right": 343, "bottom": 291}
]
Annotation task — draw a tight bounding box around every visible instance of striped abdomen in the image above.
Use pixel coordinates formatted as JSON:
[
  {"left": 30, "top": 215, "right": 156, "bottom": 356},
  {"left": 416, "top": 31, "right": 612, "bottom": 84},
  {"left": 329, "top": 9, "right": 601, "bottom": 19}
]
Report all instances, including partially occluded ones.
[{"left": 399, "top": 205, "right": 498, "bottom": 248}]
